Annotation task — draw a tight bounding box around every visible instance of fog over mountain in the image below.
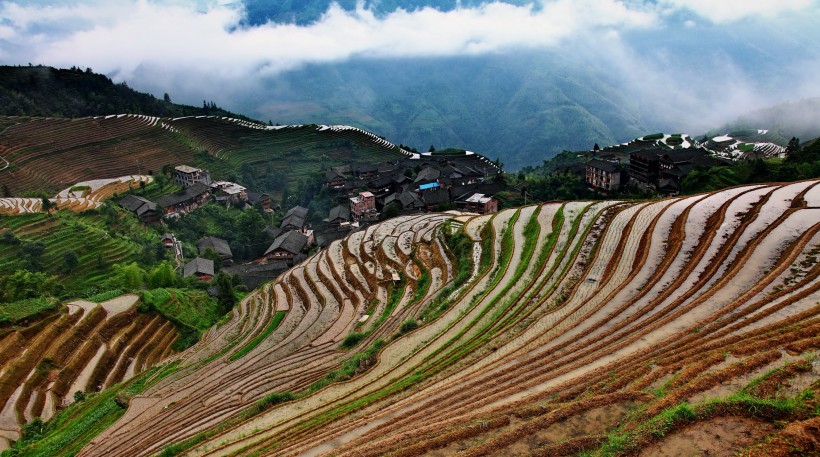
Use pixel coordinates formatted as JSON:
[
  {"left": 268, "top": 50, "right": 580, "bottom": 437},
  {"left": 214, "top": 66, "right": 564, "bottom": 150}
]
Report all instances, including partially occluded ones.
[{"left": 1, "top": 0, "right": 819, "bottom": 168}]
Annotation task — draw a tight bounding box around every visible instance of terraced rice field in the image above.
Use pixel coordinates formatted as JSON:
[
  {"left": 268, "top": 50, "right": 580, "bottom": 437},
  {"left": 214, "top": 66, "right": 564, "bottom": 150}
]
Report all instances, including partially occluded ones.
[
  {"left": 0, "top": 115, "right": 405, "bottom": 196},
  {"left": 11, "top": 180, "right": 798, "bottom": 456},
  {"left": 0, "top": 175, "right": 153, "bottom": 215},
  {"left": 0, "top": 294, "right": 178, "bottom": 449}
]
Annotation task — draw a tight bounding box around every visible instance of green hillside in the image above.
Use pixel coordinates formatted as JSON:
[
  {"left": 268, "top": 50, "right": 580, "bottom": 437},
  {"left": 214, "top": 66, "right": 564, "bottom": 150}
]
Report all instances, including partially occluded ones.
[{"left": 0, "top": 65, "right": 250, "bottom": 120}]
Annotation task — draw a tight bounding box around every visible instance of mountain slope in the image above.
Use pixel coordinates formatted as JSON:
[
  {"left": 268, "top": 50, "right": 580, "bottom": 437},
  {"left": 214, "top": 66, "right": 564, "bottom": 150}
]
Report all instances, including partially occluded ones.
[
  {"left": 28, "top": 180, "right": 816, "bottom": 457},
  {"left": 249, "top": 53, "right": 649, "bottom": 170},
  {"left": 0, "top": 114, "right": 405, "bottom": 196},
  {"left": 0, "top": 66, "right": 249, "bottom": 120}
]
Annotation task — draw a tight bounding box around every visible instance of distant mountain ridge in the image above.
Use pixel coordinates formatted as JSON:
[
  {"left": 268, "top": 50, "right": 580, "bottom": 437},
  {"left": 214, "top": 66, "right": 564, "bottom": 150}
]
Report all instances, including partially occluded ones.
[
  {"left": 708, "top": 98, "right": 820, "bottom": 144},
  {"left": 0, "top": 65, "right": 251, "bottom": 120}
]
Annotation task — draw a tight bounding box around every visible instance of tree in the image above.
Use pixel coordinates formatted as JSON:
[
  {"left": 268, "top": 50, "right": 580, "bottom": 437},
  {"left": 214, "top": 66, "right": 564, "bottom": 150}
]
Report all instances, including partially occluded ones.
[
  {"left": 593, "top": 143, "right": 600, "bottom": 151},
  {"left": 109, "top": 262, "right": 146, "bottom": 291},
  {"left": 163, "top": 93, "right": 171, "bottom": 103},
  {"left": 786, "top": 137, "right": 800, "bottom": 155},
  {"left": 215, "top": 272, "right": 236, "bottom": 314},
  {"left": 0, "top": 270, "right": 61, "bottom": 302},
  {"left": 383, "top": 204, "right": 400, "bottom": 220},
  {"left": 148, "top": 261, "right": 178, "bottom": 288},
  {"left": 21, "top": 241, "right": 46, "bottom": 271},
  {"left": 63, "top": 251, "right": 79, "bottom": 273},
  {"left": 41, "top": 197, "right": 52, "bottom": 213},
  {"left": 428, "top": 145, "right": 436, "bottom": 153}
]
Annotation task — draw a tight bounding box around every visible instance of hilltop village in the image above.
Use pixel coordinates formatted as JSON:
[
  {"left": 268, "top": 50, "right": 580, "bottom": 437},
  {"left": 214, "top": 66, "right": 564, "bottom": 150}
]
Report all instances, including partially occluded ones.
[
  {"left": 116, "top": 151, "right": 504, "bottom": 289},
  {"left": 576, "top": 131, "right": 790, "bottom": 195}
]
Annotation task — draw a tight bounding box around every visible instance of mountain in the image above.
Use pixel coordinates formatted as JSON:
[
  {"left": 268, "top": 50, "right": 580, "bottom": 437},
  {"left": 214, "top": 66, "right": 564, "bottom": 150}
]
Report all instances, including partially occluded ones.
[
  {"left": 0, "top": 73, "right": 406, "bottom": 198},
  {"left": 244, "top": 53, "right": 649, "bottom": 170},
  {"left": 708, "top": 98, "right": 820, "bottom": 144},
  {"left": 9, "top": 181, "right": 820, "bottom": 456},
  {"left": 0, "top": 65, "right": 250, "bottom": 120},
  {"left": 217, "top": 0, "right": 820, "bottom": 170}
]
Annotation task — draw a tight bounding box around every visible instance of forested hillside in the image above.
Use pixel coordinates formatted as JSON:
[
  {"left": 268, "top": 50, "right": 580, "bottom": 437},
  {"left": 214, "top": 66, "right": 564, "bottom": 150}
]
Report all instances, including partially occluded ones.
[{"left": 0, "top": 66, "right": 248, "bottom": 120}]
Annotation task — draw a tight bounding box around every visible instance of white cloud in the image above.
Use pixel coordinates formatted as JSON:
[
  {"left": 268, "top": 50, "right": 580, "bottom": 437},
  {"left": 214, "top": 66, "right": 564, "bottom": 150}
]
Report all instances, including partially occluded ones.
[
  {"left": 658, "top": 0, "right": 815, "bottom": 23},
  {"left": 1, "top": 0, "right": 816, "bottom": 80},
  {"left": 0, "top": 0, "right": 659, "bottom": 80}
]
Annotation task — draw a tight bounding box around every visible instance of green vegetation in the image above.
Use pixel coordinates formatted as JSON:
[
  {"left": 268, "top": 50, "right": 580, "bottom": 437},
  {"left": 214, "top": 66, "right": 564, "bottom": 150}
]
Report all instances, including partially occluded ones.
[
  {"left": 0, "top": 65, "right": 251, "bottom": 120},
  {"left": 341, "top": 332, "right": 367, "bottom": 350},
  {"left": 679, "top": 135, "right": 820, "bottom": 193},
  {"left": 592, "top": 388, "right": 817, "bottom": 457},
  {"left": 230, "top": 310, "right": 287, "bottom": 361},
  {"left": 165, "top": 203, "right": 271, "bottom": 261},
  {"left": 642, "top": 133, "right": 664, "bottom": 141},
  {"left": 140, "top": 288, "right": 225, "bottom": 350},
  {"left": 398, "top": 319, "right": 419, "bottom": 335},
  {"left": 420, "top": 223, "right": 478, "bottom": 323},
  {"left": 0, "top": 205, "right": 168, "bottom": 295},
  {"left": 0, "top": 296, "right": 59, "bottom": 324},
  {"left": 307, "top": 339, "right": 386, "bottom": 394}
]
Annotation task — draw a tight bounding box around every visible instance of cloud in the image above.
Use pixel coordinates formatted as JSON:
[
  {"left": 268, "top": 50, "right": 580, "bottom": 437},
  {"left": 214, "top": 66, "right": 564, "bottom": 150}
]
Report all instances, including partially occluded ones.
[
  {"left": 0, "top": 0, "right": 660, "bottom": 79},
  {"left": 1, "top": 0, "right": 816, "bottom": 80},
  {"left": 658, "top": 0, "right": 815, "bottom": 23}
]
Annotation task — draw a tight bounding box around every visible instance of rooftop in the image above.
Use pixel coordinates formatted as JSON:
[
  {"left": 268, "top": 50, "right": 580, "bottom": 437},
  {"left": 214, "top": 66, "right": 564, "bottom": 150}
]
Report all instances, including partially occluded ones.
[
  {"left": 211, "top": 181, "right": 246, "bottom": 195},
  {"left": 464, "top": 193, "right": 492, "bottom": 204},
  {"left": 183, "top": 257, "right": 214, "bottom": 277},
  {"left": 175, "top": 165, "right": 202, "bottom": 174},
  {"left": 587, "top": 159, "right": 619, "bottom": 173},
  {"left": 156, "top": 182, "right": 210, "bottom": 208},
  {"left": 264, "top": 230, "right": 308, "bottom": 255}
]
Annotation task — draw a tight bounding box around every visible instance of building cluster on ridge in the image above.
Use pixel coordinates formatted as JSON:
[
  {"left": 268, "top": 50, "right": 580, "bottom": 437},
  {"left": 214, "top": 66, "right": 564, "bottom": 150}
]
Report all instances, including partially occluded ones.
[{"left": 119, "top": 156, "right": 506, "bottom": 290}]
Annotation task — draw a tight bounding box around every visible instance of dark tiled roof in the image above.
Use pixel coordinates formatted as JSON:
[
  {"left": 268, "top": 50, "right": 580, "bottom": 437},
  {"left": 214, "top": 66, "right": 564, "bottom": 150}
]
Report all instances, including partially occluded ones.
[
  {"left": 326, "top": 169, "right": 347, "bottom": 181},
  {"left": 285, "top": 206, "right": 309, "bottom": 219},
  {"left": 246, "top": 192, "right": 270, "bottom": 205},
  {"left": 264, "top": 230, "right": 308, "bottom": 256},
  {"left": 281, "top": 213, "right": 307, "bottom": 229},
  {"left": 315, "top": 230, "right": 348, "bottom": 248},
  {"left": 399, "top": 191, "right": 425, "bottom": 209},
  {"left": 119, "top": 195, "right": 156, "bottom": 216},
  {"left": 414, "top": 167, "right": 441, "bottom": 183},
  {"left": 422, "top": 189, "right": 451, "bottom": 205},
  {"left": 224, "top": 261, "right": 289, "bottom": 290},
  {"left": 587, "top": 159, "right": 619, "bottom": 173},
  {"left": 368, "top": 174, "right": 396, "bottom": 189},
  {"left": 197, "top": 236, "right": 233, "bottom": 258},
  {"left": 183, "top": 257, "right": 214, "bottom": 277},
  {"left": 156, "top": 182, "right": 210, "bottom": 208},
  {"left": 325, "top": 205, "right": 351, "bottom": 223}
]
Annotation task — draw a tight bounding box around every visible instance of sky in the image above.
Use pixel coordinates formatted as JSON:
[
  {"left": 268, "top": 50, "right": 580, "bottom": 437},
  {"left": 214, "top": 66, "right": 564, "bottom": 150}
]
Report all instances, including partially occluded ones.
[{"left": 1, "top": 0, "right": 819, "bottom": 133}]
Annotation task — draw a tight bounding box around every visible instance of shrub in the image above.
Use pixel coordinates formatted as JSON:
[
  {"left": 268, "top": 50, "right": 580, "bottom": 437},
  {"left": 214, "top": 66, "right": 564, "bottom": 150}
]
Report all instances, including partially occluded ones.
[
  {"left": 341, "top": 332, "right": 366, "bottom": 349},
  {"left": 399, "top": 319, "right": 419, "bottom": 335}
]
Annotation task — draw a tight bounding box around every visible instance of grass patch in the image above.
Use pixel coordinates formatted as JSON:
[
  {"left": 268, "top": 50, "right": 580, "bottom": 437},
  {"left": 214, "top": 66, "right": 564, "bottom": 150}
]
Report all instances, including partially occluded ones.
[{"left": 341, "top": 332, "right": 367, "bottom": 350}]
